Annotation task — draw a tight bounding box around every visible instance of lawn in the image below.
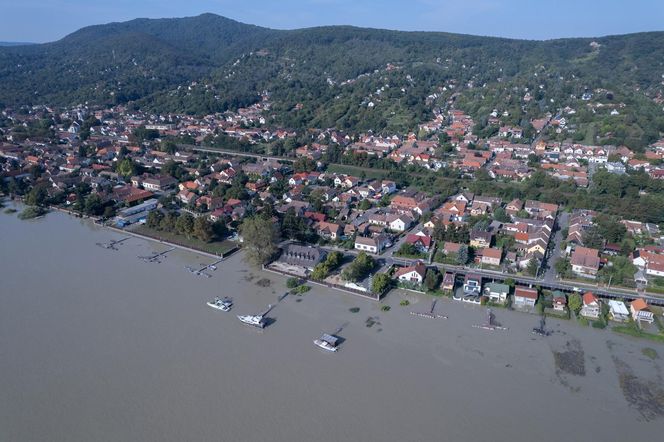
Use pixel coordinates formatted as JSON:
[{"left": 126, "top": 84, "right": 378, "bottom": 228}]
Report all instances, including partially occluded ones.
[
  {"left": 326, "top": 163, "right": 388, "bottom": 180},
  {"left": 612, "top": 322, "right": 664, "bottom": 344},
  {"left": 132, "top": 225, "right": 237, "bottom": 256}
]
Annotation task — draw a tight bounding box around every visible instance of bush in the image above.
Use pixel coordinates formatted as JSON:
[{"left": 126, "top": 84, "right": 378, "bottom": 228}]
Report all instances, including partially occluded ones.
[
  {"left": 400, "top": 300, "right": 410, "bottom": 306},
  {"left": 286, "top": 277, "right": 301, "bottom": 289},
  {"left": 381, "top": 305, "right": 391, "bottom": 311},
  {"left": 18, "top": 206, "right": 46, "bottom": 220},
  {"left": 292, "top": 285, "right": 311, "bottom": 295},
  {"left": 591, "top": 320, "right": 607, "bottom": 329},
  {"left": 642, "top": 348, "right": 659, "bottom": 359}
]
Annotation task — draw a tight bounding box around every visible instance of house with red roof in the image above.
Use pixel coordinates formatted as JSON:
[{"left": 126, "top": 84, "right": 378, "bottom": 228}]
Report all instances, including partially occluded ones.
[
  {"left": 630, "top": 298, "right": 654, "bottom": 324},
  {"left": 480, "top": 247, "right": 502, "bottom": 266},
  {"left": 580, "top": 292, "right": 601, "bottom": 319},
  {"left": 514, "top": 286, "right": 538, "bottom": 309},
  {"left": 405, "top": 234, "right": 433, "bottom": 253},
  {"left": 571, "top": 246, "right": 600, "bottom": 279},
  {"left": 394, "top": 262, "right": 427, "bottom": 284}
]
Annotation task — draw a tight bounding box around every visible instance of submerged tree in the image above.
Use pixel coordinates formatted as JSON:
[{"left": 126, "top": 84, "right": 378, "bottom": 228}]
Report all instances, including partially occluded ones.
[{"left": 239, "top": 216, "right": 279, "bottom": 266}]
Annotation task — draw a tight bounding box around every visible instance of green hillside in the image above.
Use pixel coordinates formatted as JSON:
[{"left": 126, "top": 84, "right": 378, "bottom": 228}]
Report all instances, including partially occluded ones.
[{"left": 1, "top": 14, "right": 663, "bottom": 147}]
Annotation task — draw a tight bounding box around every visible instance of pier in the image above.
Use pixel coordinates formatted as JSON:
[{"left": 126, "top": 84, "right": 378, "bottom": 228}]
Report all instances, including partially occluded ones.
[
  {"left": 138, "top": 247, "right": 175, "bottom": 263},
  {"left": 472, "top": 308, "right": 508, "bottom": 331},
  {"left": 410, "top": 300, "right": 448, "bottom": 319},
  {"left": 96, "top": 238, "right": 128, "bottom": 250},
  {"left": 186, "top": 258, "right": 223, "bottom": 277}
]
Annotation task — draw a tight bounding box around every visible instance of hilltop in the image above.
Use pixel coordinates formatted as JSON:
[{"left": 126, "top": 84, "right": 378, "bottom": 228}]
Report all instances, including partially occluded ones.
[{"left": 1, "top": 13, "right": 663, "bottom": 148}]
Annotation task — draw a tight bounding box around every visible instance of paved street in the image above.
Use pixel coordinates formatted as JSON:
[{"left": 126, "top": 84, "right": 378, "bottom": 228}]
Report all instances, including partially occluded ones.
[{"left": 543, "top": 210, "right": 569, "bottom": 283}]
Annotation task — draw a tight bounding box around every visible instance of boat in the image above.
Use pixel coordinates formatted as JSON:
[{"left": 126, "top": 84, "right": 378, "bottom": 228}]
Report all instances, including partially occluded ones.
[
  {"left": 237, "top": 313, "right": 267, "bottom": 328},
  {"left": 207, "top": 297, "right": 233, "bottom": 312},
  {"left": 313, "top": 333, "right": 339, "bottom": 352},
  {"left": 237, "top": 304, "right": 273, "bottom": 329}
]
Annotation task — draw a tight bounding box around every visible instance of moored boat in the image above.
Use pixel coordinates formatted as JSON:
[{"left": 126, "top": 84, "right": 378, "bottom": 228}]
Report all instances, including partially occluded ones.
[
  {"left": 207, "top": 296, "right": 233, "bottom": 312},
  {"left": 313, "top": 333, "right": 339, "bottom": 352},
  {"left": 237, "top": 314, "right": 266, "bottom": 328}
]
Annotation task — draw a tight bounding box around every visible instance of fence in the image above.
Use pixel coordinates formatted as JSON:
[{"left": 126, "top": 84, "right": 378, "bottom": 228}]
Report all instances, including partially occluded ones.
[{"left": 264, "top": 264, "right": 382, "bottom": 301}]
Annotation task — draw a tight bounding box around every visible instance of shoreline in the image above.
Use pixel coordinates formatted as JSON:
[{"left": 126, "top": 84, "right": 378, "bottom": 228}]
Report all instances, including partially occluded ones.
[
  {"left": 6, "top": 198, "right": 238, "bottom": 261},
  {"left": 107, "top": 225, "right": 234, "bottom": 260}
]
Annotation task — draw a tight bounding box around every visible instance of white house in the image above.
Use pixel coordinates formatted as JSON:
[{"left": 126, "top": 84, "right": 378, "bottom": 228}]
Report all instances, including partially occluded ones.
[
  {"left": 394, "top": 262, "right": 427, "bottom": 284},
  {"left": 514, "top": 286, "right": 538, "bottom": 308},
  {"left": 387, "top": 214, "right": 412, "bottom": 232},
  {"left": 354, "top": 235, "right": 389, "bottom": 254},
  {"left": 580, "top": 292, "right": 601, "bottom": 319},
  {"left": 484, "top": 282, "right": 509, "bottom": 305},
  {"left": 608, "top": 300, "right": 629, "bottom": 322}
]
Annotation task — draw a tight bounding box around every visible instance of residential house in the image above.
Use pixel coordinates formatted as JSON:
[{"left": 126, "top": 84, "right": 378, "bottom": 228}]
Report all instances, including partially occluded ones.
[
  {"left": 608, "top": 300, "right": 629, "bottom": 322},
  {"left": 463, "top": 274, "right": 482, "bottom": 295},
  {"left": 405, "top": 234, "right": 433, "bottom": 253},
  {"left": 394, "top": 262, "right": 427, "bottom": 284},
  {"left": 354, "top": 235, "right": 389, "bottom": 254},
  {"left": 571, "top": 247, "right": 600, "bottom": 279},
  {"left": 506, "top": 198, "right": 524, "bottom": 217},
  {"left": 630, "top": 298, "right": 654, "bottom": 323},
  {"left": 580, "top": 292, "right": 601, "bottom": 319},
  {"left": 481, "top": 247, "right": 502, "bottom": 266},
  {"left": 387, "top": 214, "right": 413, "bottom": 232},
  {"left": 552, "top": 291, "right": 567, "bottom": 312},
  {"left": 441, "top": 272, "right": 455, "bottom": 292},
  {"left": 195, "top": 195, "right": 223, "bottom": 211},
  {"left": 524, "top": 200, "right": 558, "bottom": 219},
  {"left": 470, "top": 230, "right": 492, "bottom": 248},
  {"left": 177, "top": 189, "right": 197, "bottom": 205},
  {"left": 513, "top": 286, "right": 538, "bottom": 308},
  {"left": 315, "top": 221, "right": 343, "bottom": 241},
  {"left": 484, "top": 282, "right": 509, "bottom": 305},
  {"left": 278, "top": 244, "right": 327, "bottom": 270}
]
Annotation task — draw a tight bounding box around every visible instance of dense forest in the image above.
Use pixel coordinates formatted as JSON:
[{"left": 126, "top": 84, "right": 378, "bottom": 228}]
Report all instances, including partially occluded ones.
[{"left": 1, "top": 14, "right": 664, "bottom": 145}]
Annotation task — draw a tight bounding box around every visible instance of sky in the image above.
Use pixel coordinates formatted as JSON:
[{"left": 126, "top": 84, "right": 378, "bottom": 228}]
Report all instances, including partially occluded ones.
[{"left": 1, "top": 0, "right": 663, "bottom": 43}]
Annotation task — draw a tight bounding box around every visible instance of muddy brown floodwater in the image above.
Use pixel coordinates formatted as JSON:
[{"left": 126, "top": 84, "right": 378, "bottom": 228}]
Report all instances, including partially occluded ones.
[{"left": 2, "top": 205, "right": 664, "bottom": 441}]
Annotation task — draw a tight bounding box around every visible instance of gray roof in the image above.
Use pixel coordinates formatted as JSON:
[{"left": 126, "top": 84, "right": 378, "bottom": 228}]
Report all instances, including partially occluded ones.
[{"left": 279, "top": 244, "right": 326, "bottom": 269}]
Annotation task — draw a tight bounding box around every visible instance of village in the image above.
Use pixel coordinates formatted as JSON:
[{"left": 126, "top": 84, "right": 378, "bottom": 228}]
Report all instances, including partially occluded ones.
[{"left": 2, "top": 100, "right": 664, "bottom": 341}]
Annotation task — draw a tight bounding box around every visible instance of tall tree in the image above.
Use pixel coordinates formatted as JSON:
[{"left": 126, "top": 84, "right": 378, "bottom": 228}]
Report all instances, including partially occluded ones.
[
  {"left": 193, "top": 216, "right": 215, "bottom": 243},
  {"left": 239, "top": 216, "right": 279, "bottom": 266}
]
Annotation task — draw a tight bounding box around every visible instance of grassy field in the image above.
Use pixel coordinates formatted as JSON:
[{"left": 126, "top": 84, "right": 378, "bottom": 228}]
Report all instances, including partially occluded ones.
[
  {"left": 326, "top": 163, "right": 390, "bottom": 180},
  {"left": 131, "top": 225, "right": 237, "bottom": 256},
  {"left": 613, "top": 322, "right": 664, "bottom": 344}
]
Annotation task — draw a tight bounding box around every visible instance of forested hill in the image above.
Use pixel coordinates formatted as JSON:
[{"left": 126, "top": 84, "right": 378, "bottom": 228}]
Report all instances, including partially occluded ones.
[{"left": 1, "top": 13, "right": 664, "bottom": 147}]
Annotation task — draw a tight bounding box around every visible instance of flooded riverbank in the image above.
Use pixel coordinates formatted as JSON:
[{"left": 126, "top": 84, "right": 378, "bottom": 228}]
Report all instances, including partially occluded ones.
[{"left": 1, "top": 207, "right": 663, "bottom": 441}]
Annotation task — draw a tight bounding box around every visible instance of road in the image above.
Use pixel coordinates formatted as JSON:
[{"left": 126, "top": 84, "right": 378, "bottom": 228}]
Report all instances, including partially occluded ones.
[
  {"left": 333, "top": 245, "right": 664, "bottom": 306},
  {"left": 543, "top": 210, "right": 569, "bottom": 283},
  {"left": 178, "top": 144, "right": 295, "bottom": 163}
]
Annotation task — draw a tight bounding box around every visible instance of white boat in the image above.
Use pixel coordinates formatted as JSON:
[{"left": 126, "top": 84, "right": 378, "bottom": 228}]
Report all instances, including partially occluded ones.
[
  {"left": 313, "top": 333, "right": 339, "bottom": 352},
  {"left": 237, "top": 304, "right": 272, "bottom": 329},
  {"left": 207, "top": 297, "right": 233, "bottom": 312},
  {"left": 237, "top": 314, "right": 266, "bottom": 328}
]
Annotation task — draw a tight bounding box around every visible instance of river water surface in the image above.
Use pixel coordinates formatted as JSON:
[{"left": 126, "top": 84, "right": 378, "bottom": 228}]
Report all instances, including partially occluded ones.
[{"left": 1, "top": 206, "right": 664, "bottom": 441}]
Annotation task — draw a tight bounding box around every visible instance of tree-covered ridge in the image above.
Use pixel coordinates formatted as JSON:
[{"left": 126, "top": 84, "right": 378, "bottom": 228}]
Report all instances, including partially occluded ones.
[{"left": 1, "top": 14, "right": 664, "bottom": 145}]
